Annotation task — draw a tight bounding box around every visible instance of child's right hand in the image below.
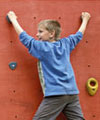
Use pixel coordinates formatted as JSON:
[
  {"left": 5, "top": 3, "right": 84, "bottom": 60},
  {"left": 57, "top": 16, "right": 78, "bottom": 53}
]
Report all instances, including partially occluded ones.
[
  {"left": 7, "top": 11, "right": 17, "bottom": 23},
  {"left": 81, "top": 12, "right": 91, "bottom": 22},
  {"left": 78, "top": 12, "right": 91, "bottom": 34}
]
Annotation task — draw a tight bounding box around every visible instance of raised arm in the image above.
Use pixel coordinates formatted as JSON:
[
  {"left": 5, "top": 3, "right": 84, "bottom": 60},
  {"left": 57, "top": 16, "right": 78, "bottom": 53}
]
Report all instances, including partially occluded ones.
[
  {"left": 78, "top": 12, "right": 91, "bottom": 35},
  {"left": 7, "top": 11, "right": 24, "bottom": 35}
]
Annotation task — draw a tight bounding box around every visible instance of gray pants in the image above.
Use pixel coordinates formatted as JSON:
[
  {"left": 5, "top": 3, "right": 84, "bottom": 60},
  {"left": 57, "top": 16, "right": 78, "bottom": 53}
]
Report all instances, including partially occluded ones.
[{"left": 33, "top": 95, "right": 85, "bottom": 120}]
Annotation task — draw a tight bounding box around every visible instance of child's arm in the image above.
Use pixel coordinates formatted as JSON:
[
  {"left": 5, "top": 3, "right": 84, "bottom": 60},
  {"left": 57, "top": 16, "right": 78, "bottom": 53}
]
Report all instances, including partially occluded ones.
[
  {"left": 7, "top": 11, "right": 24, "bottom": 35},
  {"left": 78, "top": 12, "right": 91, "bottom": 35},
  {"left": 7, "top": 11, "right": 45, "bottom": 60}
]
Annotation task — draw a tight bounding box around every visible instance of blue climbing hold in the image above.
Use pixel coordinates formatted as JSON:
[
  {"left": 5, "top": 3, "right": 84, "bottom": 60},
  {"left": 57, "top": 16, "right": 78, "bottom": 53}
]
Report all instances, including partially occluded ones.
[{"left": 9, "top": 62, "right": 17, "bottom": 70}]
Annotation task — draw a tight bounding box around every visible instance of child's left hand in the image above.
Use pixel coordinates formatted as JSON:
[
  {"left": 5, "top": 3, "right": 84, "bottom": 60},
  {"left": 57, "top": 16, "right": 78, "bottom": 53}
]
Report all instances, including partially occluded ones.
[{"left": 7, "top": 11, "right": 17, "bottom": 23}]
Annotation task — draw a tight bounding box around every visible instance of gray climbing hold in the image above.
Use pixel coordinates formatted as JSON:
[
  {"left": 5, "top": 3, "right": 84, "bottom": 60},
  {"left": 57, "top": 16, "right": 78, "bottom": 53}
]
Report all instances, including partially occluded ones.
[{"left": 6, "top": 15, "right": 12, "bottom": 24}]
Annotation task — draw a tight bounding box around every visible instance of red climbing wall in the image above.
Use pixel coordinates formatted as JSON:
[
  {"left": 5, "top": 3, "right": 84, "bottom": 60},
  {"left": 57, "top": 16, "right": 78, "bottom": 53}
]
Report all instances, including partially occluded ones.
[{"left": 0, "top": 0, "right": 100, "bottom": 120}]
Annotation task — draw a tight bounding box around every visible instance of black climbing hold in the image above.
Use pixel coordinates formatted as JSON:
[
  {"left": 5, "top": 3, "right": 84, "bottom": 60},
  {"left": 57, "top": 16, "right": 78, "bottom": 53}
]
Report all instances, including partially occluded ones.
[
  {"left": 9, "top": 62, "right": 17, "bottom": 70},
  {"left": 6, "top": 15, "right": 12, "bottom": 24}
]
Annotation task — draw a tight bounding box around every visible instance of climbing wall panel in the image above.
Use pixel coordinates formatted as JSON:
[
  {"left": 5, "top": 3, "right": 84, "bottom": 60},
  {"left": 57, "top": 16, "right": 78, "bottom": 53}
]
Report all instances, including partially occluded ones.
[{"left": 0, "top": 0, "right": 100, "bottom": 120}]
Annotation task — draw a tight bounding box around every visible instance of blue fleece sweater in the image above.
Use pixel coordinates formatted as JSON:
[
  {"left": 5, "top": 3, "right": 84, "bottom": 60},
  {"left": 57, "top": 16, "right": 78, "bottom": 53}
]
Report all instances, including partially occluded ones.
[{"left": 19, "top": 31, "right": 83, "bottom": 97}]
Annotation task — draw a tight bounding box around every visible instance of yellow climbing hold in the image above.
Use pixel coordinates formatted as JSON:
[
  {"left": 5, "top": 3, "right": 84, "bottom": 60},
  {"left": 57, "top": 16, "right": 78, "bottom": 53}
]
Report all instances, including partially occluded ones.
[{"left": 86, "top": 78, "right": 98, "bottom": 96}]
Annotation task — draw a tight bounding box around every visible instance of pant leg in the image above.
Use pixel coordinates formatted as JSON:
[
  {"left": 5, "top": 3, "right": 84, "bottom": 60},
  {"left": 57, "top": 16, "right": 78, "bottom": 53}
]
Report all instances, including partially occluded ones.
[
  {"left": 62, "top": 95, "right": 85, "bottom": 120},
  {"left": 33, "top": 96, "right": 69, "bottom": 120}
]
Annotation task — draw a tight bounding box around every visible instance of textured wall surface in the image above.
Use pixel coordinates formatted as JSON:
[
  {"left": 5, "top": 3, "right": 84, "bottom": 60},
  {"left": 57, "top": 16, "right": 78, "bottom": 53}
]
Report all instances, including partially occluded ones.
[{"left": 0, "top": 0, "right": 100, "bottom": 120}]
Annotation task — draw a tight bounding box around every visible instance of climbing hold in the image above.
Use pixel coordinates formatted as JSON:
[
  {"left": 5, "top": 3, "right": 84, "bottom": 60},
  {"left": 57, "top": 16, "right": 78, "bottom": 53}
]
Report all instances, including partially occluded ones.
[
  {"left": 86, "top": 78, "right": 98, "bottom": 96},
  {"left": 6, "top": 15, "right": 12, "bottom": 24},
  {"left": 9, "top": 62, "right": 17, "bottom": 70}
]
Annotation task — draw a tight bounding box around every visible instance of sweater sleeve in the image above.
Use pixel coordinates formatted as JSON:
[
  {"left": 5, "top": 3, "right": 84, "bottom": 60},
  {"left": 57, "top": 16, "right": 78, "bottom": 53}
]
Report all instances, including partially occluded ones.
[
  {"left": 19, "top": 31, "right": 44, "bottom": 59},
  {"left": 67, "top": 31, "right": 83, "bottom": 52}
]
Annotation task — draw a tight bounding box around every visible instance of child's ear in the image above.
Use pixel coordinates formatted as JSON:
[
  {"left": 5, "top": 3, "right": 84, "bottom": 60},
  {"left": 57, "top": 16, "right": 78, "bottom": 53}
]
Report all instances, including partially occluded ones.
[{"left": 50, "top": 30, "right": 55, "bottom": 38}]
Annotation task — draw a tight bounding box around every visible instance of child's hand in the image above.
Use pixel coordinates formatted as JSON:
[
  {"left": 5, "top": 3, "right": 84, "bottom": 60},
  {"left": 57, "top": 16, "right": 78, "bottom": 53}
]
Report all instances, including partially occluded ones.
[
  {"left": 7, "top": 11, "right": 17, "bottom": 23},
  {"left": 81, "top": 12, "right": 91, "bottom": 22},
  {"left": 7, "top": 11, "right": 24, "bottom": 35},
  {"left": 78, "top": 12, "right": 91, "bottom": 34}
]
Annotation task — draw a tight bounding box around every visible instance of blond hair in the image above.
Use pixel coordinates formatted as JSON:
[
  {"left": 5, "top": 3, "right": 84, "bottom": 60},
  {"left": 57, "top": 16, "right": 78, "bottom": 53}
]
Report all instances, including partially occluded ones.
[{"left": 38, "top": 19, "right": 61, "bottom": 41}]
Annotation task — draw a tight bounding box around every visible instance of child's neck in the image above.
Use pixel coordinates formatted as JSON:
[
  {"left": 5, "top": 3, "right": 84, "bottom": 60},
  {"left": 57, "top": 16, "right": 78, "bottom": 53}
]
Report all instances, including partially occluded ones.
[
  {"left": 50, "top": 39, "right": 56, "bottom": 42},
  {"left": 49, "top": 38, "right": 56, "bottom": 42}
]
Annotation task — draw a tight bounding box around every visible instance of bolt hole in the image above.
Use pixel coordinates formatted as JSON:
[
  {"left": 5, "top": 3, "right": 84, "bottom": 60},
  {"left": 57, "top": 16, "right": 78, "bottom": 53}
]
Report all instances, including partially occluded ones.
[
  {"left": 86, "top": 40, "right": 88, "bottom": 43},
  {"left": 88, "top": 65, "right": 91, "bottom": 67},
  {"left": 13, "top": 90, "right": 16, "bottom": 93},
  {"left": 15, "top": 115, "right": 17, "bottom": 118},
  {"left": 34, "top": 17, "right": 36, "bottom": 19},
  {"left": 10, "top": 41, "right": 13, "bottom": 43},
  {"left": 93, "top": 115, "right": 96, "bottom": 117},
  {"left": 58, "top": 17, "right": 61, "bottom": 19}
]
